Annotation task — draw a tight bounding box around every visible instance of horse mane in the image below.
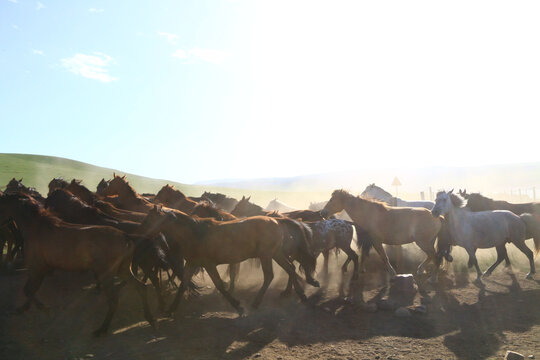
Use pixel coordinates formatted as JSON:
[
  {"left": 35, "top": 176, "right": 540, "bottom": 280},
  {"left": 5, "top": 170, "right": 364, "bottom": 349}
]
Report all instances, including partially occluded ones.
[
  {"left": 111, "top": 176, "right": 139, "bottom": 198},
  {"left": 437, "top": 191, "right": 466, "bottom": 208}
]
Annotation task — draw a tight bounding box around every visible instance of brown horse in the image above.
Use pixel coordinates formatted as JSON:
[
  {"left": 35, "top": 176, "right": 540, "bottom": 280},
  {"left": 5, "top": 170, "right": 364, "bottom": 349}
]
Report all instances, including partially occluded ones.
[
  {"left": 154, "top": 184, "right": 198, "bottom": 213},
  {"left": 99, "top": 175, "right": 156, "bottom": 213},
  {"left": 460, "top": 190, "right": 540, "bottom": 215},
  {"left": 0, "top": 194, "right": 155, "bottom": 336},
  {"left": 201, "top": 191, "right": 239, "bottom": 212},
  {"left": 139, "top": 206, "right": 310, "bottom": 315},
  {"left": 322, "top": 190, "right": 442, "bottom": 277},
  {"left": 65, "top": 179, "right": 146, "bottom": 223},
  {"left": 45, "top": 189, "right": 140, "bottom": 234},
  {"left": 47, "top": 178, "right": 69, "bottom": 196},
  {"left": 4, "top": 178, "right": 45, "bottom": 203},
  {"left": 191, "top": 201, "right": 319, "bottom": 293}
]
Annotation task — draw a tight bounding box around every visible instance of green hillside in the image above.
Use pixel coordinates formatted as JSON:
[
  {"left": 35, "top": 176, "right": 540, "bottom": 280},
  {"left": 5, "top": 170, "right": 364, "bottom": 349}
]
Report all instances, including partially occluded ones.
[{"left": 0, "top": 153, "right": 329, "bottom": 208}]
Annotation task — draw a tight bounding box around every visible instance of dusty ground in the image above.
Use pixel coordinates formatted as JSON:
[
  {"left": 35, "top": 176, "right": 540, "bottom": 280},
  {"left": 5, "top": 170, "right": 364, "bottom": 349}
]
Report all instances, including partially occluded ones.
[{"left": 1, "top": 252, "right": 539, "bottom": 360}]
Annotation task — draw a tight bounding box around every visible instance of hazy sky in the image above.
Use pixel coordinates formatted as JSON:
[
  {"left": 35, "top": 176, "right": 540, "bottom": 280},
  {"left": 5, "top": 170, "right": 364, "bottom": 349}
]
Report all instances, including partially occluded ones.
[{"left": 1, "top": 0, "right": 539, "bottom": 184}]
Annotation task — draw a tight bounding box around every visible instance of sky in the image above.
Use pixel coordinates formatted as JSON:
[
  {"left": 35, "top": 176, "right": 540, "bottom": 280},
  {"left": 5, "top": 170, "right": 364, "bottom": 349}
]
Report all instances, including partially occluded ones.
[{"left": 1, "top": 0, "right": 539, "bottom": 184}]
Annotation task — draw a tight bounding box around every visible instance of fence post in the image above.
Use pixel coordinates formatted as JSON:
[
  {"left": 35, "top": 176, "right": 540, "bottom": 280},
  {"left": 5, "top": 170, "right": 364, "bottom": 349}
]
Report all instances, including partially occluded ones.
[{"left": 420, "top": 191, "right": 425, "bottom": 200}]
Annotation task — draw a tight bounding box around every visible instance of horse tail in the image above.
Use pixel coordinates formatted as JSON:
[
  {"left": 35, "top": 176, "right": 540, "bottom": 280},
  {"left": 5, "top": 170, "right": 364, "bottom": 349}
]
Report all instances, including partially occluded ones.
[
  {"left": 347, "top": 221, "right": 372, "bottom": 256},
  {"left": 279, "top": 218, "right": 316, "bottom": 278},
  {"left": 520, "top": 213, "right": 540, "bottom": 255}
]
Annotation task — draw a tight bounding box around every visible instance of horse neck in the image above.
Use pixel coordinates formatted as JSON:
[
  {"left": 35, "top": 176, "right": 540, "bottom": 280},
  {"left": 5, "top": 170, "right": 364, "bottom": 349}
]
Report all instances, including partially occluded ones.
[
  {"left": 444, "top": 206, "right": 468, "bottom": 246},
  {"left": 341, "top": 196, "right": 372, "bottom": 227}
]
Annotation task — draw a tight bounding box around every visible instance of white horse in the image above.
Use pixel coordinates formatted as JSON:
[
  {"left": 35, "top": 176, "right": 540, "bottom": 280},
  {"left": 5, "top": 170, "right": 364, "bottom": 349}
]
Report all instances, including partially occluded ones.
[
  {"left": 361, "top": 183, "right": 434, "bottom": 209},
  {"left": 432, "top": 190, "right": 536, "bottom": 282},
  {"left": 265, "top": 198, "right": 296, "bottom": 213}
]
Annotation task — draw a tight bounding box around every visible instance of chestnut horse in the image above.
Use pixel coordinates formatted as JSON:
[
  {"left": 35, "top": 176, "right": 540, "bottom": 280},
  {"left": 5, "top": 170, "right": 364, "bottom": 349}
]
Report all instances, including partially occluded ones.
[
  {"left": 191, "top": 201, "right": 319, "bottom": 293},
  {"left": 154, "top": 184, "right": 198, "bottom": 214},
  {"left": 139, "top": 206, "right": 310, "bottom": 315},
  {"left": 65, "top": 179, "right": 146, "bottom": 223},
  {"left": 322, "top": 190, "right": 441, "bottom": 277},
  {"left": 0, "top": 194, "right": 155, "bottom": 336},
  {"left": 100, "top": 175, "right": 158, "bottom": 213}
]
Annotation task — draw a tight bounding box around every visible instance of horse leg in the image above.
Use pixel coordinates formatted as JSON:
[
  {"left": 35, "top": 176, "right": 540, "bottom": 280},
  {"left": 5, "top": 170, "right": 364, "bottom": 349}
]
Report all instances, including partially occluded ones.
[
  {"left": 415, "top": 239, "right": 437, "bottom": 275},
  {"left": 126, "top": 267, "right": 155, "bottom": 330},
  {"left": 512, "top": 239, "right": 535, "bottom": 279},
  {"left": 204, "top": 264, "right": 244, "bottom": 315},
  {"left": 251, "top": 257, "right": 274, "bottom": 309},
  {"left": 228, "top": 262, "right": 240, "bottom": 292},
  {"left": 359, "top": 244, "right": 369, "bottom": 273},
  {"left": 466, "top": 248, "right": 483, "bottom": 282},
  {"left": 167, "top": 262, "right": 198, "bottom": 315},
  {"left": 147, "top": 269, "right": 166, "bottom": 312},
  {"left": 341, "top": 246, "right": 359, "bottom": 280},
  {"left": 322, "top": 249, "right": 330, "bottom": 282},
  {"left": 371, "top": 239, "right": 397, "bottom": 277},
  {"left": 93, "top": 278, "right": 120, "bottom": 337},
  {"left": 483, "top": 245, "right": 507, "bottom": 277},
  {"left": 273, "top": 252, "right": 307, "bottom": 303},
  {"left": 17, "top": 270, "right": 46, "bottom": 314}
]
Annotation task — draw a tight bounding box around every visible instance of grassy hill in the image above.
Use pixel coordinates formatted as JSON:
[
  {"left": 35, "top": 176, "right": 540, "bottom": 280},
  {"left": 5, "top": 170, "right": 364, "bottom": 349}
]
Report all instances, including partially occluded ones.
[{"left": 0, "top": 153, "right": 330, "bottom": 208}]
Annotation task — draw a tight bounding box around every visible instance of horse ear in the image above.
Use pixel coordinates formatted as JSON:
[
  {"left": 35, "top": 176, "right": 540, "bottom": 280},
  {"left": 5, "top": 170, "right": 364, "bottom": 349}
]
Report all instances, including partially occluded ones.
[
  {"left": 247, "top": 196, "right": 251, "bottom": 201},
  {"left": 448, "top": 189, "right": 454, "bottom": 194},
  {"left": 122, "top": 175, "right": 126, "bottom": 180},
  {"left": 241, "top": 195, "right": 245, "bottom": 200},
  {"left": 19, "top": 178, "right": 23, "bottom": 182},
  {"left": 113, "top": 172, "right": 116, "bottom": 177}
]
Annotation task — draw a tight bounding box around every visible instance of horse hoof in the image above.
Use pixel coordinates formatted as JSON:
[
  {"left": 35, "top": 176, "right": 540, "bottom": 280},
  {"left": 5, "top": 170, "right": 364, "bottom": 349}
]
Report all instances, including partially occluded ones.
[
  {"left": 473, "top": 278, "right": 484, "bottom": 287},
  {"left": 299, "top": 294, "right": 308, "bottom": 303},
  {"left": 279, "top": 291, "right": 292, "bottom": 298},
  {"left": 526, "top": 273, "right": 534, "bottom": 280},
  {"left": 309, "top": 280, "right": 320, "bottom": 288},
  {"left": 237, "top": 307, "right": 245, "bottom": 316},
  {"left": 482, "top": 271, "right": 491, "bottom": 278}
]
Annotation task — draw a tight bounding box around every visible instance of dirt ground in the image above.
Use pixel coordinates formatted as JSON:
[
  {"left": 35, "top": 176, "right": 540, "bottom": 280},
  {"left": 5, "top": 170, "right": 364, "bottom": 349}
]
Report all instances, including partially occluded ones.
[{"left": 1, "top": 252, "right": 539, "bottom": 360}]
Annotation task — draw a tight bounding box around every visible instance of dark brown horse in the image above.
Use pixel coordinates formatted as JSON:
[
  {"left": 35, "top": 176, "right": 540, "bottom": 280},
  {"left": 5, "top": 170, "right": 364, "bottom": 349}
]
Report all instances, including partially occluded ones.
[
  {"left": 45, "top": 189, "right": 140, "bottom": 234},
  {"left": 139, "top": 206, "right": 310, "bottom": 315},
  {"left": 47, "top": 178, "right": 69, "bottom": 196},
  {"left": 4, "top": 178, "right": 45, "bottom": 203},
  {"left": 66, "top": 179, "right": 146, "bottom": 223},
  {"left": 154, "top": 184, "right": 198, "bottom": 214},
  {"left": 460, "top": 190, "right": 540, "bottom": 215},
  {"left": 201, "top": 191, "right": 239, "bottom": 212},
  {"left": 0, "top": 194, "right": 155, "bottom": 336}
]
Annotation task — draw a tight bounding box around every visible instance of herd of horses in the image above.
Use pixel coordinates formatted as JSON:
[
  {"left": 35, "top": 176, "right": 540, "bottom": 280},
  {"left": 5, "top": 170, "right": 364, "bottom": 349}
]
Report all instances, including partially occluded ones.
[{"left": 1, "top": 177, "right": 539, "bottom": 337}]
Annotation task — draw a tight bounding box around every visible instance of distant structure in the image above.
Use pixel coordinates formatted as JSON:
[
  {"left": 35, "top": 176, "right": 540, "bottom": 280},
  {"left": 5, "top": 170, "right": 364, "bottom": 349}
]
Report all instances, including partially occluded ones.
[{"left": 392, "top": 176, "right": 402, "bottom": 197}]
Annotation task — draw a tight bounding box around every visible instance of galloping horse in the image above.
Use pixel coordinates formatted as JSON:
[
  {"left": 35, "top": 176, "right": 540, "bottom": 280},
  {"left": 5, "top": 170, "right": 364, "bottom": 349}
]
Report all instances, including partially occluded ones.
[
  {"left": 191, "top": 201, "right": 319, "bottom": 293},
  {"left": 139, "top": 206, "right": 310, "bottom": 315},
  {"left": 65, "top": 179, "right": 146, "bottom": 223},
  {"left": 100, "top": 175, "right": 156, "bottom": 213},
  {"left": 459, "top": 190, "right": 540, "bottom": 215},
  {"left": 322, "top": 190, "right": 441, "bottom": 277},
  {"left": 4, "top": 178, "right": 45, "bottom": 203},
  {"left": 432, "top": 190, "right": 536, "bottom": 282},
  {"left": 361, "top": 183, "right": 434, "bottom": 209},
  {"left": 154, "top": 184, "right": 198, "bottom": 213},
  {"left": 201, "top": 191, "right": 238, "bottom": 212},
  {"left": 0, "top": 194, "right": 155, "bottom": 336}
]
